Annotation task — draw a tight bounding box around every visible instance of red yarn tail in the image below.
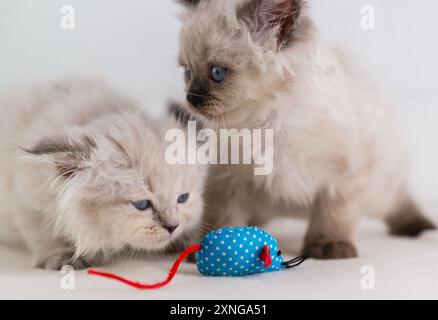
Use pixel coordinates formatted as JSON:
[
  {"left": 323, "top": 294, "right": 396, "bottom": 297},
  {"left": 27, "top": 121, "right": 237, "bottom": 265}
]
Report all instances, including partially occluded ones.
[{"left": 88, "top": 244, "right": 201, "bottom": 290}]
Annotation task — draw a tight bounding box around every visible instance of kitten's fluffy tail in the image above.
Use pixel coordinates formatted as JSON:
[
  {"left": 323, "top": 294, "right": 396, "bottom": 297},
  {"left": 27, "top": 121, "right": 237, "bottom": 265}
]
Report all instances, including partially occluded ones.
[{"left": 385, "top": 196, "right": 436, "bottom": 237}]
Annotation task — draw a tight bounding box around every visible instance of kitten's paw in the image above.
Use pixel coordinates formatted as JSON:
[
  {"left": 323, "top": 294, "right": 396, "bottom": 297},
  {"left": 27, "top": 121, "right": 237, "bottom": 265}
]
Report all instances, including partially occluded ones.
[
  {"left": 303, "top": 241, "right": 358, "bottom": 260},
  {"left": 386, "top": 197, "right": 436, "bottom": 237},
  {"left": 387, "top": 213, "right": 436, "bottom": 237},
  {"left": 186, "top": 252, "right": 197, "bottom": 264},
  {"left": 36, "top": 251, "right": 92, "bottom": 271}
]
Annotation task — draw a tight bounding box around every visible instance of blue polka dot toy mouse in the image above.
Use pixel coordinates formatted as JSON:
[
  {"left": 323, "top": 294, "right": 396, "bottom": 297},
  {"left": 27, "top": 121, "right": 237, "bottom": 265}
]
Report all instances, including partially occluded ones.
[
  {"left": 89, "top": 227, "right": 308, "bottom": 289},
  {"left": 197, "top": 227, "right": 287, "bottom": 276}
]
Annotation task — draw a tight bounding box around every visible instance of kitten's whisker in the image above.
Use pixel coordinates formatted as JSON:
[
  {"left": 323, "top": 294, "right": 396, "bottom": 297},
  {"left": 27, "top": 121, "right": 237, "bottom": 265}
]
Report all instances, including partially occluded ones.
[
  {"left": 49, "top": 170, "right": 75, "bottom": 190},
  {"left": 187, "top": 92, "right": 208, "bottom": 98}
]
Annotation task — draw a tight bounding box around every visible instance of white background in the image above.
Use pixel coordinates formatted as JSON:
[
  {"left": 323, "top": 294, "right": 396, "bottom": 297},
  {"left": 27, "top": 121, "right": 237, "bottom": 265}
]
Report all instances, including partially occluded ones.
[
  {"left": 0, "top": 0, "right": 437, "bottom": 299},
  {"left": 1, "top": 0, "right": 437, "bottom": 204}
]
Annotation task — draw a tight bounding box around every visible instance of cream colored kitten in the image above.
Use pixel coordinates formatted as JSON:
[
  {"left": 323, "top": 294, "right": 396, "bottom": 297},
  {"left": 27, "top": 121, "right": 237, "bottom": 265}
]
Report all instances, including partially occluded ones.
[
  {"left": 176, "top": 0, "right": 435, "bottom": 259},
  {"left": 0, "top": 78, "right": 206, "bottom": 269}
]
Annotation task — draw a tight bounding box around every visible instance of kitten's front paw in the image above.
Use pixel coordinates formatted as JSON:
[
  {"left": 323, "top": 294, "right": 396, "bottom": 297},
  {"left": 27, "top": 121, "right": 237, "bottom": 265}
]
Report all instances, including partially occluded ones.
[
  {"left": 303, "top": 241, "right": 358, "bottom": 260},
  {"left": 36, "top": 251, "right": 92, "bottom": 271},
  {"left": 186, "top": 252, "right": 197, "bottom": 264}
]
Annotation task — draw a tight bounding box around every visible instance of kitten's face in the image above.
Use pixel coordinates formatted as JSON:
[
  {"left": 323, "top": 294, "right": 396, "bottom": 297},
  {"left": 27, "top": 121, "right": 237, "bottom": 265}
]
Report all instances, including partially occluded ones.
[
  {"left": 29, "top": 113, "right": 206, "bottom": 255},
  {"left": 178, "top": 0, "right": 311, "bottom": 122}
]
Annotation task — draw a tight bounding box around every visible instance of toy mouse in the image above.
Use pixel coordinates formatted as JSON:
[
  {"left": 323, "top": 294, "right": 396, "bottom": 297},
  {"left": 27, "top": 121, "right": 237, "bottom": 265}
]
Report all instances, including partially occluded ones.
[{"left": 88, "top": 227, "right": 308, "bottom": 289}]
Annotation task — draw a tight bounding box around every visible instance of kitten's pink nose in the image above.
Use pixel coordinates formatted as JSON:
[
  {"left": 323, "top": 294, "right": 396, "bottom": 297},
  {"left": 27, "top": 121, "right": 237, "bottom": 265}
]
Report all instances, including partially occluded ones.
[
  {"left": 159, "top": 207, "right": 180, "bottom": 234},
  {"left": 163, "top": 223, "right": 179, "bottom": 234}
]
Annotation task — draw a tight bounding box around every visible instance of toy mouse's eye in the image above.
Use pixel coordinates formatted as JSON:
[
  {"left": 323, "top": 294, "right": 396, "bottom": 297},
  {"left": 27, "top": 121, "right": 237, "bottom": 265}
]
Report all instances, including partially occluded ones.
[
  {"left": 277, "top": 250, "right": 282, "bottom": 256},
  {"left": 177, "top": 193, "right": 190, "bottom": 204},
  {"left": 131, "top": 200, "right": 151, "bottom": 211}
]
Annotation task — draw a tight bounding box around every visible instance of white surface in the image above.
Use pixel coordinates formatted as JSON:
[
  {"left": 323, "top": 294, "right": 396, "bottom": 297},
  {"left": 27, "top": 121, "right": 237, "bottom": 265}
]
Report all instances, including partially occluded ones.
[
  {"left": 0, "top": 0, "right": 437, "bottom": 300},
  {"left": 1, "top": 219, "right": 438, "bottom": 300}
]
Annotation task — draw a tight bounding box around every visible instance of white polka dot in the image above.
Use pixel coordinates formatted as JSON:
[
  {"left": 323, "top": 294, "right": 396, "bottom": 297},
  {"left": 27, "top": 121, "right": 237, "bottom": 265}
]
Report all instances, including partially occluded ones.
[
  {"left": 243, "top": 238, "right": 247, "bottom": 241},
  {"left": 234, "top": 251, "right": 238, "bottom": 255},
  {"left": 216, "top": 246, "right": 220, "bottom": 250},
  {"left": 239, "top": 244, "right": 243, "bottom": 248},
  {"left": 245, "top": 249, "right": 249, "bottom": 253},
  {"left": 251, "top": 254, "right": 254, "bottom": 257},
  {"left": 250, "top": 242, "right": 253, "bottom": 246},
  {"left": 232, "top": 240, "right": 236, "bottom": 243},
  {"left": 228, "top": 246, "right": 232, "bottom": 250},
  {"left": 221, "top": 241, "right": 225, "bottom": 245},
  {"left": 222, "top": 252, "right": 226, "bottom": 256},
  {"left": 205, "top": 257, "right": 209, "bottom": 261},
  {"left": 229, "top": 258, "right": 232, "bottom": 261},
  {"left": 210, "top": 252, "right": 214, "bottom": 256},
  {"left": 223, "top": 263, "right": 226, "bottom": 267},
  {"left": 216, "top": 258, "right": 220, "bottom": 262},
  {"left": 235, "top": 262, "right": 239, "bottom": 266}
]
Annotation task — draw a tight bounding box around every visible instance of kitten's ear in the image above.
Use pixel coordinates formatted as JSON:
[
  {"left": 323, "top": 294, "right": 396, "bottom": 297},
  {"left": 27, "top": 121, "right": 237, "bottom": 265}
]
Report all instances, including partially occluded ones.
[
  {"left": 177, "top": 0, "right": 203, "bottom": 8},
  {"left": 24, "top": 135, "right": 96, "bottom": 177},
  {"left": 238, "top": 0, "right": 305, "bottom": 48}
]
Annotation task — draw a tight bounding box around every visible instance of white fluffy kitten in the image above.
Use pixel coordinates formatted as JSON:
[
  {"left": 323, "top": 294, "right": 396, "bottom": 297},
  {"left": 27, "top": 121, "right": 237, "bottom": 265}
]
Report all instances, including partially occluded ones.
[
  {"left": 176, "top": 0, "right": 435, "bottom": 259},
  {"left": 0, "top": 78, "right": 206, "bottom": 269}
]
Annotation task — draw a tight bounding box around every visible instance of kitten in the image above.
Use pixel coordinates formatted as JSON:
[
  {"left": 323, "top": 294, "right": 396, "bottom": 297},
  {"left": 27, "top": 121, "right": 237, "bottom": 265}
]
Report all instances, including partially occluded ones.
[
  {"left": 0, "top": 78, "right": 206, "bottom": 270},
  {"left": 176, "top": 0, "right": 436, "bottom": 259}
]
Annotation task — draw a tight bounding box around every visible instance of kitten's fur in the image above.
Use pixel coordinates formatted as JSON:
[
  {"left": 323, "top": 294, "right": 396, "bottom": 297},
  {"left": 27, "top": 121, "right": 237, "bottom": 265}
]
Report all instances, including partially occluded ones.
[
  {"left": 0, "top": 78, "right": 206, "bottom": 269},
  {"left": 177, "top": 0, "right": 436, "bottom": 259}
]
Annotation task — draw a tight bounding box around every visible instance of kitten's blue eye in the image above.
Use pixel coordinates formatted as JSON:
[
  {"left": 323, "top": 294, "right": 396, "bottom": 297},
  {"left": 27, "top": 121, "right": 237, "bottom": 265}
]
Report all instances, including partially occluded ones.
[
  {"left": 177, "top": 193, "right": 190, "bottom": 204},
  {"left": 131, "top": 200, "right": 151, "bottom": 211},
  {"left": 211, "top": 66, "right": 228, "bottom": 83}
]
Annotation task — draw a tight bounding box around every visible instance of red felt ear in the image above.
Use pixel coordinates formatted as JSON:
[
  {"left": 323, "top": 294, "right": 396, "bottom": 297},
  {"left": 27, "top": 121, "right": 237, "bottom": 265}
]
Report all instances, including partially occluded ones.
[{"left": 260, "top": 245, "right": 272, "bottom": 268}]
